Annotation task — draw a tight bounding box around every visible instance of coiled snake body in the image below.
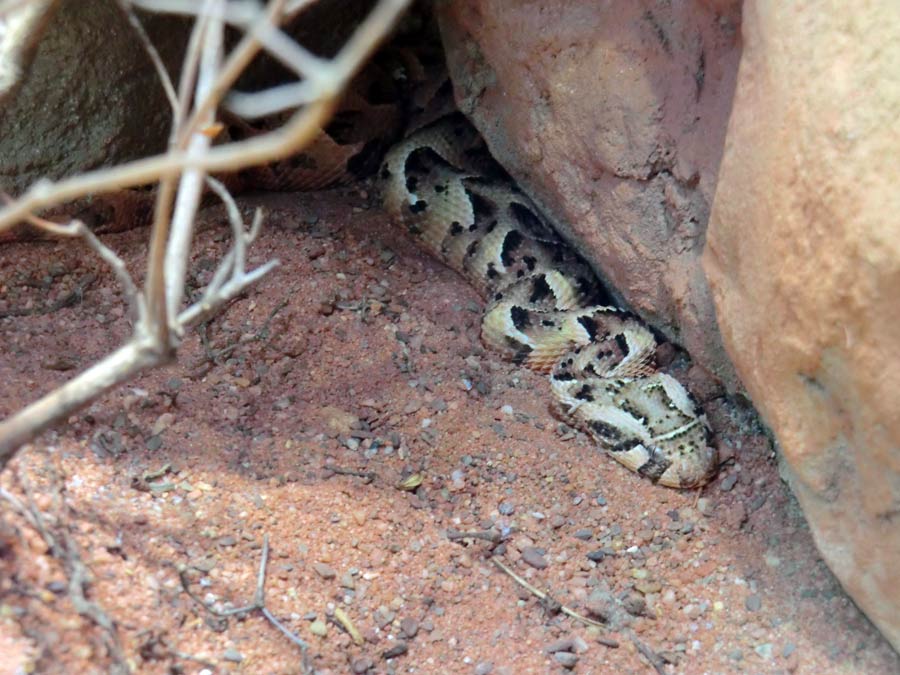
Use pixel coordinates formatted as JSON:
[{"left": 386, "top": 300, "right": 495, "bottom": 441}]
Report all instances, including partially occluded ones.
[{"left": 381, "top": 114, "right": 717, "bottom": 489}]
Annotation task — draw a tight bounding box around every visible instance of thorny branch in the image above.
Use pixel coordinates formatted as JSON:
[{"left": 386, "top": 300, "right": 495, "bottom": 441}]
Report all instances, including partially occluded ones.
[{"left": 0, "top": 0, "right": 411, "bottom": 468}]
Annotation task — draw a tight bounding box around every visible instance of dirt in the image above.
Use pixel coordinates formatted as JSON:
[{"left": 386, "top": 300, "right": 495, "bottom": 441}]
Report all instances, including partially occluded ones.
[{"left": 0, "top": 186, "right": 897, "bottom": 674}]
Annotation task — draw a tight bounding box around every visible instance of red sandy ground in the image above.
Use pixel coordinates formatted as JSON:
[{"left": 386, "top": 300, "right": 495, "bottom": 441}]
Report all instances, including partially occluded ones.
[{"left": 0, "top": 186, "right": 897, "bottom": 674}]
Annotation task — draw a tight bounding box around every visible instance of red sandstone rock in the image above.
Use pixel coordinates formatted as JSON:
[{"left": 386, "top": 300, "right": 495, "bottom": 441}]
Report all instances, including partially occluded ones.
[
  {"left": 704, "top": 1, "right": 900, "bottom": 652},
  {"left": 436, "top": 0, "right": 743, "bottom": 388}
]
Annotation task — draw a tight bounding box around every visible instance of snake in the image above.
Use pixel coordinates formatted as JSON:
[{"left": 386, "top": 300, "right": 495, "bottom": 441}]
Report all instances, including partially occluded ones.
[{"left": 380, "top": 113, "right": 718, "bottom": 489}]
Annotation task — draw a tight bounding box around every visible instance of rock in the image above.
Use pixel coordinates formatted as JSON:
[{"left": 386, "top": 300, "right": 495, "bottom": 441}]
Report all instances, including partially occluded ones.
[
  {"left": 399, "top": 617, "right": 419, "bottom": 638},
  {"left": 313, "top": 562, "right": 337, "bottom": 580},
  {"left": 553, "top": 652, "right": 578, "bottom": 669},
  {"left": 319, "top": 406, "right": 359, "bottom": 437},
  {"left": 754, "top": 643, "right": 773, "bottom": 660},
  {"left": 382, "top": 642, "right": 408, "bottom": 659},
  {"left": 474, "top": 663, "right": 494, "bottom": 675},
  {"left": 436, "top": 0, "right": 743, "bottom": 385},
  {"left": 704, "top": 1, "right": 900, "bottom": 650},
  {"left": 719, "top": 474, "right": 738, "bottom": 492},
  {"left": 543, "top": 638, "right": 575, "bottom": 654},
  {"left": 309, "top": 619, "right": 327, "bottom": 637},
  {"left": 520, "top": 546, "right": 549, "bottom": 570},
  {"left": 222, "top": 648, "right": 243, "bottom": 663},
  {"left": 351, "top": 656, "right": 374, "bottom": 673},
  {"left": 745, "top": 594, "right": 762, "bottom": 612},
  {"left": 0, "top": 1, "right": 192, "bottom": 236}
]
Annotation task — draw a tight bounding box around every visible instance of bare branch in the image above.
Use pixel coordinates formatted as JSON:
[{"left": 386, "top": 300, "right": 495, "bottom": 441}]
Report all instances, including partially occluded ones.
[
  {"left": 0, "top": 0, "right": 411, "bottom": 469},
  {"left": 0, "top": 0, "right": 410, "bottom": 234}
]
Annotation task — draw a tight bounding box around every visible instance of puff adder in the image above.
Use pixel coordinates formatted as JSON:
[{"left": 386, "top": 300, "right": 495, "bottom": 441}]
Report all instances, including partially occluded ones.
[{"left": 380, "top": 114, "right": 717, "bottom": 489}]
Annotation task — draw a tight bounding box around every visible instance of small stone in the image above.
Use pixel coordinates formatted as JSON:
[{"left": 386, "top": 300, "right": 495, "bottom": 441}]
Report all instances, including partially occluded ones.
[
  {"left": 745, "top": 594, "right": 762, "bottom": 612},
  {"left": 573, "top": 528, "right": 593, "bottom": 541},
  {"left": 351, "top": 656, "right": 375, "bottom": 673},
  {"left": 474, "top": 662, "right": 494, "bottom": 675},
  {"left": 341, "top": 572, "right": 356, "bottom": 589},
  {"left": 217, "top": 535, "right": 237, "bottom": 547},
  {"left": 222, "top": 648, "right": 243, "bottom": 663},
  {"left": 498, "top": 501, "right": 515, "bottom": 515},
  {"left": 145, "top": 435, "right": 163, "bottom": 451},
  {"left": 151, "top": 413, "right": 175, "bottom": 436},
  {"left": 553, "top": 651, "right": 579, "bottom": 669},
  {"left": 635, "top": 580, "right": 663, "bottom": 595},
  {"left": 720, "top": 474, "right": 739, "bottom": 491},
  {"left": 782, "top": 643, "right": 797, "bottom": 658},
  {"left": 521, "top": 546, "right": 549, "bottom": 569},
  {"left": 755, "top": 643, "right": 774, "bottom": 660},
  {"left": 728, "top": 649, "right": 743, "bottom": 661},
  {"left": 544, "top": 638, "right": 575, "bottom": 654},
  {"left": 309, "top": 619, "right": 327, "bottom": 637},
  {"left": 697, "top": 497, "right": 713, "bottom": 516},
  {"left": 400, "top": 617, "right": 419, "bottom": 638},
  {"left": 586, "top": 549, "right": 606, "bottom": 562},
  {"left": 313, "top": 562, "right": 337, "bottom": 580},
  {"left": 382, "top": 642, "right": 408, "bottom": 658},
  {"left": 374, "top": 607, "right": 396, "bottom": 628},
  {"left": 623, "top": 593, "right": 647, "bottom": 616}
]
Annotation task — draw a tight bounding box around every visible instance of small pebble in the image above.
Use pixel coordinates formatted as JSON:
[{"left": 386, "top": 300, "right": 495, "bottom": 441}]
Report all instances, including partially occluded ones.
[
  {"left": 755, "top": 643, "right": 774, "bottom": 660},
  {"left": 351, "top": 656, "right": 375, "bottom": 673},
  {"left": 309, "top": 619, "right": 327, "bottom": 637},
  {"left": 313, "top": 562, "right": 337, "bottom": 580},
  {"left": 573, "top": 528, "right": 593, "bottom": 541},
  {"left": 544, "top": 638, "right": 575, "bottom": 654},
  {"left": 498, "top": 501, "right": 515, "bottom": 515},
  {"left": 521, "top": 547, "right": 549, "bottom": 569},
  {"left": 554, "top": 652, "right": 579, "bottom": 669},
  {"left": 474, "top": 662, "right": 494, "bottom": 675},
  {"left": 745, "top": 594, "right": 762, "bottom": 612},
  {"left": 383, "top": 642, "right": 409, "bottom": 658},
  {"left": 222, "top": 648, "right": 243, "bottom": 663},
  {"left": 400, "top": 617, "right": 419, "bottom": 638},
  {"left": 720, "top": 474, "right": 739, "bottom": 491}
]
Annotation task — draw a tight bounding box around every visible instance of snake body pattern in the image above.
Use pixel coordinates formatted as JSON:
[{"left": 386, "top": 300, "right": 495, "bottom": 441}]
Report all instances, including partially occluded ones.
[{"left": 381, "top": 114, "right": 718, "bottom": 489}]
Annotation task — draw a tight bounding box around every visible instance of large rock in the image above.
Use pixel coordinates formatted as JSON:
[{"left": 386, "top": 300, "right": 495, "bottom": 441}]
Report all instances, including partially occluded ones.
[
  {"left": 436, "top": 0, "right": 743, "bottom": 388},
  {"left": 704, "top": 1, "right": 900, "bottom": 651},
  {"left": 0, "top": 0, "right": 189, "bottom": 196}
]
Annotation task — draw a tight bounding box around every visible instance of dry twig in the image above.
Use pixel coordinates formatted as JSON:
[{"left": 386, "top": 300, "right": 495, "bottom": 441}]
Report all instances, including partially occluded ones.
[
  {"left": 490, "top": 558, "right": 607, "bottom": 629},
  {"left": 0, "top": 0, "right": 411, "bottom": 468},
  {"left": 0, "top": 466, "right": 130, "bottom": 674},
  {"left": 179, "top": 534, "right": 313, "bottom": 673}
]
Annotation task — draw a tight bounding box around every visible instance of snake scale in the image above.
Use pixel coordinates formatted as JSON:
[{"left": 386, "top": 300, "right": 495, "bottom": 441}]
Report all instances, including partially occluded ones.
[{"left": 380, "top": 114, "right": 718, "bottom": 489}]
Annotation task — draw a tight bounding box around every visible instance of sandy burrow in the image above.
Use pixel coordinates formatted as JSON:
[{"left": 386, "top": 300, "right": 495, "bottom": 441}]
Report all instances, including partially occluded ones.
[{"left": 0, "top": 186, "right": 897, "bottom": 675}]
